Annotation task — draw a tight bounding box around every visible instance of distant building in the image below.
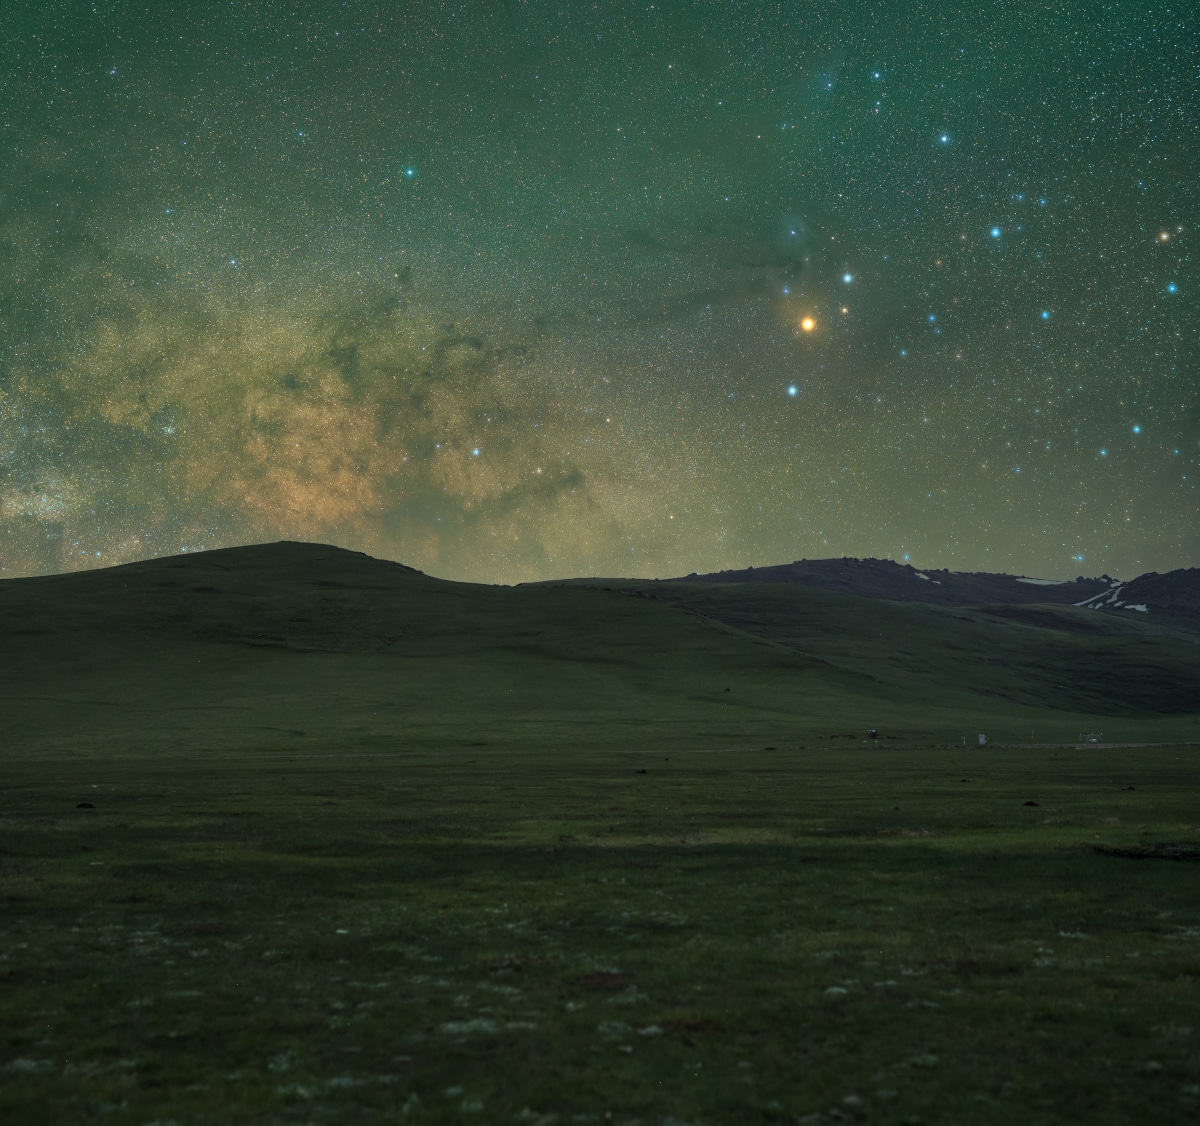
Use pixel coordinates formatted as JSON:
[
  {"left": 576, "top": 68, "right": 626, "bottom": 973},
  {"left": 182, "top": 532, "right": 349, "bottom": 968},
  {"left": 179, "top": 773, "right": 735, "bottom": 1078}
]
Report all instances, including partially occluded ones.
[{"left": 978, "top": 733, "right": 987, "bottom": 745}]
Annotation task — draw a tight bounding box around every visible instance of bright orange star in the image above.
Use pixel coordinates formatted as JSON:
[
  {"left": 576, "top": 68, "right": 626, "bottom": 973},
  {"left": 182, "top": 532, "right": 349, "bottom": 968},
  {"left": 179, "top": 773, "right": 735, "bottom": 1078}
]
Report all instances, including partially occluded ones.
[{"left": 800, "top": 316, "right": 816, "bottom": 332}]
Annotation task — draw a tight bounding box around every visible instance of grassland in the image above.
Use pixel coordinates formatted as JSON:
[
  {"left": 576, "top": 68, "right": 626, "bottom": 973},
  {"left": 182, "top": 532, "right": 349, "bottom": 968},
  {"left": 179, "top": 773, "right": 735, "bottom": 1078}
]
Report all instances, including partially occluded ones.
[{"left": 2, "top": 544, "right": 1199, "bottom": 1123}]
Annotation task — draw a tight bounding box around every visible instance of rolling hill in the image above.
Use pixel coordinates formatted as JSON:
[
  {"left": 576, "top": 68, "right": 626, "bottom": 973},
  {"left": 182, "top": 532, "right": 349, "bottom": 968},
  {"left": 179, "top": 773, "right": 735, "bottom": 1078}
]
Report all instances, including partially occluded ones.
[{"left": 2, "top": 543, "right": 1198, "bottom": 759}]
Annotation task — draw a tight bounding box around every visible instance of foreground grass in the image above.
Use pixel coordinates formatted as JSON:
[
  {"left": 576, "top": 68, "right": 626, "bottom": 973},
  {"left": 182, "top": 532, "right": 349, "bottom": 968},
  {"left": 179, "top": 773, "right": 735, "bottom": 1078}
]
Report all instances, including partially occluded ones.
[{"left": 3, "top": 745, "right": 1199, "bottom": 1124}]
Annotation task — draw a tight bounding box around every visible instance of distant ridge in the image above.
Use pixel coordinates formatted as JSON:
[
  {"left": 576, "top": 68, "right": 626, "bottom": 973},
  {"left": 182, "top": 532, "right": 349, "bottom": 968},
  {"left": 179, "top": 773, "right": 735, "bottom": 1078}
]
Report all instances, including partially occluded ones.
[
  {"left": 1075, "top": 567, "right": 1200, "bottom": 624},
  {"left": 667, "top": 557, "right": 1111, "bottom": 606},
  {"left": 664, "top": 557, "right": 1200, "bottom": 624}
]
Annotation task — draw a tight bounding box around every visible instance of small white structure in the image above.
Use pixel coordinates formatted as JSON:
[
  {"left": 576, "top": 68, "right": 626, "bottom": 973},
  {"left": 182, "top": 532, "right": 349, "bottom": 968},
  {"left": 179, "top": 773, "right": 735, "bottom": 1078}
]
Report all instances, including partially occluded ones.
[{"left": 978, "top": 733, "right": 987, "bottom": 746}]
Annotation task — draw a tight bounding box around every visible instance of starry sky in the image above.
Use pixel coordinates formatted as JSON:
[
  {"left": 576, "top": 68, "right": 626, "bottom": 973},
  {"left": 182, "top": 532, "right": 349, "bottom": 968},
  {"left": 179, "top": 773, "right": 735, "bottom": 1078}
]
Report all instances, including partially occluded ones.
[{"left": 1, "top": 1, "right": 1196, "bottom": 583}]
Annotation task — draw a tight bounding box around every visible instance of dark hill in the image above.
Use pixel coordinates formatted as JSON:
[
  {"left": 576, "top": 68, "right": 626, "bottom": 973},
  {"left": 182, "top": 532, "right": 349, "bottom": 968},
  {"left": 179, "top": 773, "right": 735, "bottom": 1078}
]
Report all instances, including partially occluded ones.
[
  {"left": 664, "top": 557, "right": 1200, "bottom": 628},
  {"left": 0, "top": 540, "right": 889, "bottom": 756},
  {"left": 669, "top": 557, "right": 1112, "bottom": 607},
  {"left": 2, "top": 542, "right": 1198, "bottom": 759},
  {"left": 0, "top": 540, "right": 435, "bottom": 653},
  {"left": 1076, "top": 568, "right": 1200, "bottom": 625}
]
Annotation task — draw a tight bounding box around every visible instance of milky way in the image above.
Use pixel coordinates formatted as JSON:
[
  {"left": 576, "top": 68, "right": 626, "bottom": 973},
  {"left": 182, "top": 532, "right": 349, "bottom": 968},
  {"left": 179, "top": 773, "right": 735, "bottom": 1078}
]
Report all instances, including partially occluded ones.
[{"left": 1, "top": 2, "right": 1196, "bottom": 582}]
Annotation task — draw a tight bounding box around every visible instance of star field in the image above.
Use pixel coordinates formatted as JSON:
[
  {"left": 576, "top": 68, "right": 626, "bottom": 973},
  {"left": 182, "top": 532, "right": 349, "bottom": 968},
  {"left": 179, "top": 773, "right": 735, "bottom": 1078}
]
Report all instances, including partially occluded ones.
[{"left": 1, "top": 2, "right": 1196, "bottom": 582}]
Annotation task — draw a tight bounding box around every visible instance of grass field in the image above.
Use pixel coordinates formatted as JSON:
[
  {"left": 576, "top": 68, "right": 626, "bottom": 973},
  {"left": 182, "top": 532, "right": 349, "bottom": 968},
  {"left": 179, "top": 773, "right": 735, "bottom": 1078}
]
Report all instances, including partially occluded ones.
[
  {"left": 4, "top": 746, "right": 1200, "bottom": 1125},
  {"left": 2, "top": 544, "right": 1199, "bottom": 1123}
]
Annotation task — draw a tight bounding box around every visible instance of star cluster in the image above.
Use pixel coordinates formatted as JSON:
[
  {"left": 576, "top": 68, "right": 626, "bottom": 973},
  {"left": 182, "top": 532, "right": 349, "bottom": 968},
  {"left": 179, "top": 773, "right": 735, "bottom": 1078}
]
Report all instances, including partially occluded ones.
[{"left": 1, "top": 1, "right": 1195, "bottom": 581}]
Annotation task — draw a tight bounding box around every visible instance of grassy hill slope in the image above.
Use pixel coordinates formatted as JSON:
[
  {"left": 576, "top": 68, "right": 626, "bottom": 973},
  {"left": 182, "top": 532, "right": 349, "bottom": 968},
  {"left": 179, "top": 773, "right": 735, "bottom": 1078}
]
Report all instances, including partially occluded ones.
[
  {"left": 0, "top": 542, "right": 875, "bottom": 757},
  {"left": 552, "top": 580, "right": 1200, "bottom": 717},
  {"left": 2, "top": 543, "right": 1198, "bottom": 760}
]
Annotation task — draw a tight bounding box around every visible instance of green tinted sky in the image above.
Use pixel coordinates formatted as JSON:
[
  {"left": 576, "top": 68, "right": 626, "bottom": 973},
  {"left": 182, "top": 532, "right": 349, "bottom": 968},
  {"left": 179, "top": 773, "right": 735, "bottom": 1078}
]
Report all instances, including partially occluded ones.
[{"left": 1, "top": 1, "right": 1195, "bottom": 581}]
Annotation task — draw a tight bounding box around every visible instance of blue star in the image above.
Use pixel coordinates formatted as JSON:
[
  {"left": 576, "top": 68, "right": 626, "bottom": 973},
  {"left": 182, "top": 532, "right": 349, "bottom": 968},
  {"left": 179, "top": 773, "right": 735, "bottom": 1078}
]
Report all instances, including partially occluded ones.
[
  {"left": 939, "top": 134, "right": 950, "bottom": 144},
  {"left": 990, "top": 227, "right": 1001, "bottom": 238},
  {"left": 472, "top": 448, "right": 480, "bottom": 456},
  {"left": 787, "top": 386, "right": 798, "bottom": 396},
  {"left": 1167, "top": 282, "right": 1178, "bottom": 293},
  {"left": 1100, "top": 449, "right": 1107, "bottom": 457},
  {"left": 928, "top": 314, "right": 936, "bottom": 322},
  {"left": 843, "top": 273, "right": 853, "bottom": 284},
  {"left": 404, "top": 167, "right": 417, "bottom": 178},
  {"left": 1041, "top": 310, "right": 1050, "bottom": 320},
  {"left": 1132, "top": 425, "right": 1141, "bottom": 434}
]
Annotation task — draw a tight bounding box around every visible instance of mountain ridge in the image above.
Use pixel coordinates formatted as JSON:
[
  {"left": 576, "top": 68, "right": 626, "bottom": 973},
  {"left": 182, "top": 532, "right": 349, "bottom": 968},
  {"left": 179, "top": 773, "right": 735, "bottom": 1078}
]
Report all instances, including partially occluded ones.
[
  {"left": 547, "top": 554, "right": 1200, "bottom": 626},
  {"left": 2, "top": 541, "right": 1198, "bottom": 746},
  {"left": 5, "top": 541, "right": 1198, "bottom": 626}
]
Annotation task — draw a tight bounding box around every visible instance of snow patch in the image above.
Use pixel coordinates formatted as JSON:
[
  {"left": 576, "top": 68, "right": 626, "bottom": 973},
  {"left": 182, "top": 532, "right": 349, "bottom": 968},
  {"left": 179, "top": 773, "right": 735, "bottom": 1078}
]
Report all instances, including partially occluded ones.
[
  {"left": 1016, "top": 577, "right": 1066, "bottom": 586},
  {"left": 1124, "top": 603, "right": 1149, "bottom": 613},
  {"left": 1078, "top": 583, "right": 1126, "bottom": 609}
]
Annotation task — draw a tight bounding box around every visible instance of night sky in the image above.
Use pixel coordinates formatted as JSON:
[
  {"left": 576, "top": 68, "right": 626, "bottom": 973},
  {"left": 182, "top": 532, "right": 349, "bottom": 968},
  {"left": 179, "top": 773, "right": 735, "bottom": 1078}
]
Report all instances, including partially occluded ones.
[{"left": 2, "top": 2, "right": 1195, "bottom": 583}]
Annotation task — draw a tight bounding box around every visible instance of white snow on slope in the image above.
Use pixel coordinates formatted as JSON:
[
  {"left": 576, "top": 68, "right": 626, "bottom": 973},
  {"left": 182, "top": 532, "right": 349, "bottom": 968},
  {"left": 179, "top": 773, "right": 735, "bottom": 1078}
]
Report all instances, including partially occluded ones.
[
  {"left": 1073, "top": 585, "right": 1151, "bottom": 615},
  {"left": 1076, "top": 583, "right": 1124, "bottom": 608}
]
